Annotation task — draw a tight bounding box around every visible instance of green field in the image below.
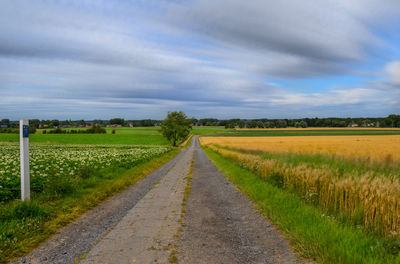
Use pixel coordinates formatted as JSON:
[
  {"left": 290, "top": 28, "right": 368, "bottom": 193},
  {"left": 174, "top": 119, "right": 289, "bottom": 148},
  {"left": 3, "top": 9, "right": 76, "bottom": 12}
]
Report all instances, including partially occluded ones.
[
  {"left": 0, "top": 126, "right": 233, "bottom": 144},
  {"left": 191, "top": 126, "right": 232, "bottom": 135},
  {"left": 0, "top": 127, "right": 168, "bottom": 145}
]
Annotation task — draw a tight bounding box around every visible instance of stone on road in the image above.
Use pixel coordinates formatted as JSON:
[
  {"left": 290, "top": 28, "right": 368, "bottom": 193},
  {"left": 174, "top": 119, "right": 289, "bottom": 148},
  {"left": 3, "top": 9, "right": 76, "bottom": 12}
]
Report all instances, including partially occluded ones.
[{"left": 80, "top": 139, "right": 194, "bottom": 264}]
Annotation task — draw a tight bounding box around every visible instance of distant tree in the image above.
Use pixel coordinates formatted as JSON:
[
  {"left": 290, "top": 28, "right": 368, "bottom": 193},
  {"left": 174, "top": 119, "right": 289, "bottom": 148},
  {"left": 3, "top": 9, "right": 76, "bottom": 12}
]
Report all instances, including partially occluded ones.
[
  {"left": 160, "top": 111, "right": 191, "bottom": 146},
  {"left": 1, "top": 119, "right": 10, "bottom": 125},
  {"left": 109, "top": 118, "right": 125, "bottom": 125},
  {"left": 276, "top": 120, "right": 287, "bottom": 128},
  {"left": 50, "top": 119, "right": 60, "bottom": 128},
  {"left": 256, "top": 121, "right": 264, "bottom": 128},
  {"left": 264, "top": 121, "right": 274, "bottom": 128},
  {"left": 299, "top": 120, "right": 307, "bottom": 128},
  {"left": 238, "top": 120, "right": 246, "bottom": 128},
  {"left": 246, "top": 120, "right": 258, "bottom": 128},
  {"left": 30, "top": 119, "right": 40, "bottom": 128}
]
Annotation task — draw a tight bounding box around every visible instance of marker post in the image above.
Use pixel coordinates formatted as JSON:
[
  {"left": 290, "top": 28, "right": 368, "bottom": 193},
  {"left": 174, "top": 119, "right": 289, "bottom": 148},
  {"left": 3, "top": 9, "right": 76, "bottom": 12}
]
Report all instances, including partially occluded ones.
[{"left": 20, "top": 119, "right": 30, "bottom": 201}]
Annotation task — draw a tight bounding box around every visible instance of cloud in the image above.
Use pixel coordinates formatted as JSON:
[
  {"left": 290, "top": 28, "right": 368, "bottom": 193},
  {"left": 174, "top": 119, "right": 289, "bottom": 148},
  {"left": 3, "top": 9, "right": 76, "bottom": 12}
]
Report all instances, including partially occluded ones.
[
  {"left": 385, "top": 61, "right": 400, "bottom": 86},
  {"left": 0, "top": 0, "right": 399, "bottom": 119}
]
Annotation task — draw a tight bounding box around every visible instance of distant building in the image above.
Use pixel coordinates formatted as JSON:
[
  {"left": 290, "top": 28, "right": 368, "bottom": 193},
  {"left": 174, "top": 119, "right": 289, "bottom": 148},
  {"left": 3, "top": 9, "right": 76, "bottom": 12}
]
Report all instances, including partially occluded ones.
[
  {"left": 348, "top": 122, "right": 359, "bottom": 127},
  {"left": 0, "top": 125, "right": 7, "bottom": 128}
]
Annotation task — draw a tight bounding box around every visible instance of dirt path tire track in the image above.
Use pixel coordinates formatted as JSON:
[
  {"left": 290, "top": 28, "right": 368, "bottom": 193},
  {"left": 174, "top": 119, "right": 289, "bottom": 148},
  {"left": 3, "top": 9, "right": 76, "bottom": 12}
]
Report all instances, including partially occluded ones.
[
  {"left": 11, "top": 150, "right": 186, "bottom": 264},
  {"left": 177, "top": 138, "right": 304, "bottom": 264}
]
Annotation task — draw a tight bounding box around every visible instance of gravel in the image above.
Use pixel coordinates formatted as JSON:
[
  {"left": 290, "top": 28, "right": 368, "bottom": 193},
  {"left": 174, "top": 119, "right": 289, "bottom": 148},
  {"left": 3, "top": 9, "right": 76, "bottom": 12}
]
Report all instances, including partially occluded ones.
[{"left": 177, "top": 138, "right": 305, "bottom": 264}]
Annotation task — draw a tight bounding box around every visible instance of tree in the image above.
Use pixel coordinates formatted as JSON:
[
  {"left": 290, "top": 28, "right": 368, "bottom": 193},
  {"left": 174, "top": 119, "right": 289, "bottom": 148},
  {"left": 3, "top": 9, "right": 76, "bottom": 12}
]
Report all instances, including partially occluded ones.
[
  {"left": 160, "top": 111, "right": 191, "bottom": 146},
  {"left": 109, "top": 118, "right": 125, "bottom": 125}
]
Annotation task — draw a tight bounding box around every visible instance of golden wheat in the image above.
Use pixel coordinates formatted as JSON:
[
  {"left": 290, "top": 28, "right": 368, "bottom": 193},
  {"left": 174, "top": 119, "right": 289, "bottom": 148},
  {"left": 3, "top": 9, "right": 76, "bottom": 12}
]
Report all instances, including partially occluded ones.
[
  {"left": 200, "top": 135, "right": 400, "bottom": 163},
  {"left": 204, "top": 143, "right": 400, "bottom": 236}
]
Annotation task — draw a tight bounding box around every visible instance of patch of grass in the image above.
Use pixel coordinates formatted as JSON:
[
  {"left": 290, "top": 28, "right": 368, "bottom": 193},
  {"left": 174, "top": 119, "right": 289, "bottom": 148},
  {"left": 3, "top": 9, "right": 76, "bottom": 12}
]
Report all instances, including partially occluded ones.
[
  {"left": 203, "top": 147, "right": 400, "bottom": 264},
  {"left": 0, "top": 149, "right": 180, "bottom": 263},
  {"left": 169, "top": 250, "right": 178, "bottom": 263}
]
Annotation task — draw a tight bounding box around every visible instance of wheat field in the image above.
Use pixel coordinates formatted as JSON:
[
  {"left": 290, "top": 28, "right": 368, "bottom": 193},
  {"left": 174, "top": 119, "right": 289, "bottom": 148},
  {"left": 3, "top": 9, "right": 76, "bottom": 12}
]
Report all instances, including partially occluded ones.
[
  {"left": 200, "top": 135, "right": 400, "bottom": 163},
  {"left": 201, "top": 135, "right": 400, "bottom": 236}
]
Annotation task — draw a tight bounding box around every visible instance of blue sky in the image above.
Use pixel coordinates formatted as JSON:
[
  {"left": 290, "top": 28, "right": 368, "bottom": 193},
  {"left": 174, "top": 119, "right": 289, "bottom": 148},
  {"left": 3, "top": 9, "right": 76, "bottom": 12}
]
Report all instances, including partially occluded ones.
[{"left": 0, "top": 0, "right": 399, "bottom": 120}]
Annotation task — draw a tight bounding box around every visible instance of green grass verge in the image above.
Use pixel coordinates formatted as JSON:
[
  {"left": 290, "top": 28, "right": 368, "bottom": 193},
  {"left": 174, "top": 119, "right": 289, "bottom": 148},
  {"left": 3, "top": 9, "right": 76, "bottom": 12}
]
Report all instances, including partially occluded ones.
[
  {"left": 0, "top": 149, "right": 179, "bottom": 263},
  {"left": 203, "top": 147, "right": 400, "bottom": 264}
]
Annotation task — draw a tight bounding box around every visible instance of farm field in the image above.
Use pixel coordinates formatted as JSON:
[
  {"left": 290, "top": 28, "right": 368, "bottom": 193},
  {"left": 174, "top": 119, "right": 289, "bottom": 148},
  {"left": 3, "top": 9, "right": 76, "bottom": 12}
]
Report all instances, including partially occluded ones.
[
  {"left": 0, "top": 128, "right": 178, "bottom": 262},
  {"left": 0, "top": 143, "right": 171, "bottom": 202},
  {"left": 191, "top": 126, "right": 231, "bottom": 134},
  {"left": 201, "top": 135, "right": 400, "bottom": 262},
  {"left": 0, "top": 127, "right": 169, "bottom": 145},
  {"left": 205, "top": 128, "right": 400, "bottom": 137},
  {"left": 200, "top": 135, "right": 400, "bottom": 163}
]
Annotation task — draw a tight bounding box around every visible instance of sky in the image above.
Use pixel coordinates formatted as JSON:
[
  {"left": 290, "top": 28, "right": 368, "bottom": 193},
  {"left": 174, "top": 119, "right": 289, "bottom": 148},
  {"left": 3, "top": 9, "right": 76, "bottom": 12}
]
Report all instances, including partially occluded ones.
[{"left": 0, "top": 0, "right": 399, "bottom": 120}]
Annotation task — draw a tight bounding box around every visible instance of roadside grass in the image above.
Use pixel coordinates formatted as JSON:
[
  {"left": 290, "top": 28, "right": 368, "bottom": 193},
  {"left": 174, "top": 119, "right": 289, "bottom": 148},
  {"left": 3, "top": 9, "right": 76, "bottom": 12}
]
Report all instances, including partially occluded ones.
[
  {"left": 203, "top": 147, "right": 400, "bottom": 264},
  {"left": 0, "top": 149, "right": 179, "bottom": 263}
]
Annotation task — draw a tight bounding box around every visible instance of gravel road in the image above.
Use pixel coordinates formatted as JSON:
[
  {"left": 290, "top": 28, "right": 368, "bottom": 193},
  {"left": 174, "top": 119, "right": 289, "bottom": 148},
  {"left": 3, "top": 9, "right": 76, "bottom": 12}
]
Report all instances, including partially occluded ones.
[
  {"left": 177, "top": 138, "right": 304, "bottom": 264},
  {"left": 80, "top": 138, "right": 194, "bottom": 263},
  {"left": 12, "top": 136, "right": 304, "bottom": 264}
]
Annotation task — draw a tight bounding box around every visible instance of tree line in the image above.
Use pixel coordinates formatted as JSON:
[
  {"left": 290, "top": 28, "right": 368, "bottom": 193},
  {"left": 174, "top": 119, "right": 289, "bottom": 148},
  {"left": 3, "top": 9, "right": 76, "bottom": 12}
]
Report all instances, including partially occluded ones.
[
  {"left": 195, "top": 115, "right": 400, "bottom": 128},
  {"left": 1, "top": 114, "right": 399, "bottom": 129}
]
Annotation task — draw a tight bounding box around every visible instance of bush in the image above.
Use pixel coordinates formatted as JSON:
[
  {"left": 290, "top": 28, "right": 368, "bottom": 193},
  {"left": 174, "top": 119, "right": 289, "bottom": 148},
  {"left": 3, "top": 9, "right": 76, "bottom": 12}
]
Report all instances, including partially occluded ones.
[
  {"left": 46, "top": 125, "right": 106, "bottom": 134},
  {"left": 85, "top": 125, "right": 106, "bottom": 134},
  {"left": 0, "top": 128, "right": 18, "bottom": 134}
]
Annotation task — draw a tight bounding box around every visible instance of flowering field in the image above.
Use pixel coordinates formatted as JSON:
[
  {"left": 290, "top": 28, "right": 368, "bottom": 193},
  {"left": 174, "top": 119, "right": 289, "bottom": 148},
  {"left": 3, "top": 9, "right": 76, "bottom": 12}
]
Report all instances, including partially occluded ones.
[{"left": 0, "top": 143, "right": 170, "bottom": 202}]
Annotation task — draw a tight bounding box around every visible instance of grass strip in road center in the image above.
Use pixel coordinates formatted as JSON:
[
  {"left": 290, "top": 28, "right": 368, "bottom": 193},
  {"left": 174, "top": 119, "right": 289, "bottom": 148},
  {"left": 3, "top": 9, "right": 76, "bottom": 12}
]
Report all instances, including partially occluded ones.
[{"left": 203, "top": 147, "right": 400, "bottom": 264}]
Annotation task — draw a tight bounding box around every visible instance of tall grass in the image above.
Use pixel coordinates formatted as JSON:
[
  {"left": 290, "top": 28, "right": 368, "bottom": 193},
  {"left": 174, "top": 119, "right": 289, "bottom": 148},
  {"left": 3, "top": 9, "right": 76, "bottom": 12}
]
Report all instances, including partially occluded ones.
[{"left": 206, "top": 144, "right": 400, "bottom": 237}]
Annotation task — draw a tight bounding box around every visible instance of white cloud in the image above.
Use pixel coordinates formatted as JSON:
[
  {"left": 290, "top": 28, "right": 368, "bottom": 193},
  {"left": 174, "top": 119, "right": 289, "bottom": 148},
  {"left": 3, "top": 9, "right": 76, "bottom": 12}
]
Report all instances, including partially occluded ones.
[
  {"left": 0, "top": 0, "right": 399, "bottom": 119},
  {"left": 385, "top": 61, "right": 400, "bottom": 86}
]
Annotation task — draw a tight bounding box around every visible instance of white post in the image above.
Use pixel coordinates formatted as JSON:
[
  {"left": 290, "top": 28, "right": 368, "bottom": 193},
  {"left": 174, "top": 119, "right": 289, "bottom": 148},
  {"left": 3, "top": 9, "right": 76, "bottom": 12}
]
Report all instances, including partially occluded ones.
[{"left": 20, "top": 119, "right": 30, "bottom": 201}]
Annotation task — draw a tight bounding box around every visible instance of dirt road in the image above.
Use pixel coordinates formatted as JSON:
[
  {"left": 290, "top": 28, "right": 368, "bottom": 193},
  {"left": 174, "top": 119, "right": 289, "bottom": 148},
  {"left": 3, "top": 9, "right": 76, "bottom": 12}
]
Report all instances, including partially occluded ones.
[
  {"left": 177, "top": 138, "right": 302, "bottom": 263},
  {"left": 14, "top": 137, "right": 303, "bottom": 264}
]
